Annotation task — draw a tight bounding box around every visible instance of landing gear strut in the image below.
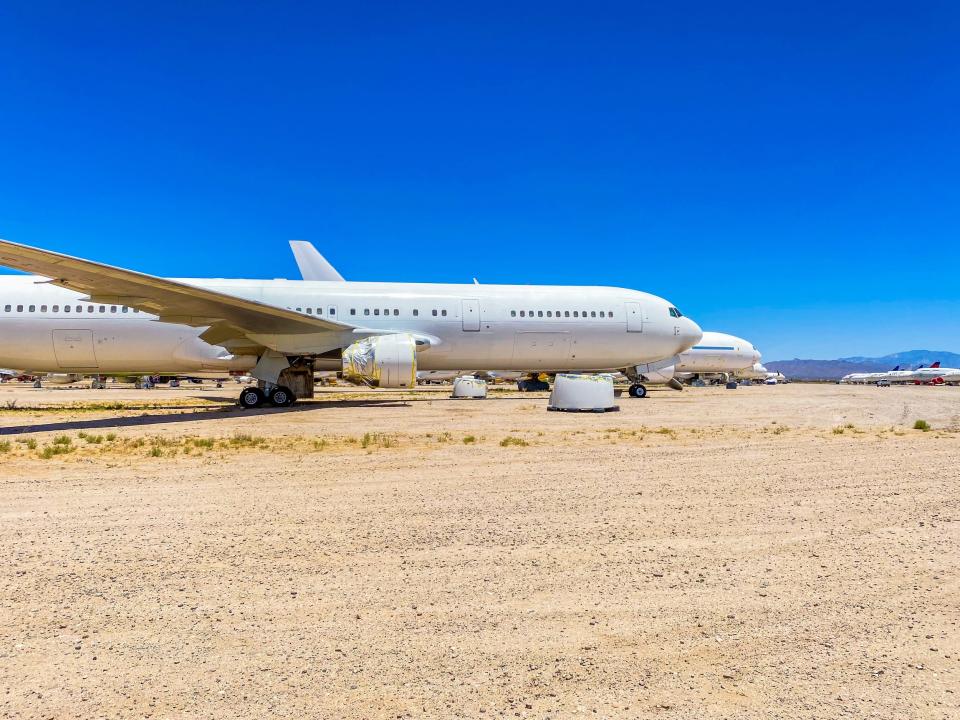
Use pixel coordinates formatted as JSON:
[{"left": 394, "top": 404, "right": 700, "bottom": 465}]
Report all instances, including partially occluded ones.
[{"left": 628, "top": 383, "right": 648, "bottom": 398}]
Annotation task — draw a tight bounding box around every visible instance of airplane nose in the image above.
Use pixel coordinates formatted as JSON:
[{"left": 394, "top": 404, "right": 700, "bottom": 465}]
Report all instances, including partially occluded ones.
[{"left": 678, "top": 317, "right": 702, "bottom": 351}]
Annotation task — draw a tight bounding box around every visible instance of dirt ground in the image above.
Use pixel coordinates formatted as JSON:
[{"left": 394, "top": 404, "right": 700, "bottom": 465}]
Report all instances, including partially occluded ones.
[{"left": 1, "top": 382, "right": 958, "bottom": 719}]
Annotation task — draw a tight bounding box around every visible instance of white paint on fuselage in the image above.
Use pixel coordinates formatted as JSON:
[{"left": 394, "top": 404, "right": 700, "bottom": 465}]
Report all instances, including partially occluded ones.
[{"left": 0, "top": 275, "right": 701, "bottom": 374}]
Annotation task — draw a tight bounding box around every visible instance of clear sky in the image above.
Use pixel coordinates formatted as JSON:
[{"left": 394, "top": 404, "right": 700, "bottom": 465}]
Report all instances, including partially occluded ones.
[{"left": 1, "top": 2, "right": 957, "bottom": 360}]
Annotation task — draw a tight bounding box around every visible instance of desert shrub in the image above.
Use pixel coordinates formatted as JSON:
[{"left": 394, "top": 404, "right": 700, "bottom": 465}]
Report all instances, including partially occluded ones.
[{"left": 499, "top": 436, "right": 528, "bottom": 447}]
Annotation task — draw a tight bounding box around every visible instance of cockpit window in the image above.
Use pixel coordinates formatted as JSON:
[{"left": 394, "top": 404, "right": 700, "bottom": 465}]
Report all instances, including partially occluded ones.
[{"left": 668, "top": 307, "right": 683, "bottom": 318}]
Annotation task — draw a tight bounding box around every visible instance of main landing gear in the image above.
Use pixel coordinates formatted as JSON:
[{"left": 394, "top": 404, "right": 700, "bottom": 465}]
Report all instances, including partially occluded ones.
[
  {"left": 517, "top": 374, "right": 550, "bottom": 392},
  {"left": 628, "top": 383, "right": 648, "bottom": 398},
  {"left": 238, "top": 385, "right": 296, "bottom": 409}
]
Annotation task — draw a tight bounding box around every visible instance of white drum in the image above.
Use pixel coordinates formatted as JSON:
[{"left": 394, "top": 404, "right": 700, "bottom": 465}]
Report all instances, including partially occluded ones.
[
  {"left": 548, "top": 374, "right": 619, "bottom": 412},
  {"left": 451, "top": 375, "right": 487, "bottom": 399}
]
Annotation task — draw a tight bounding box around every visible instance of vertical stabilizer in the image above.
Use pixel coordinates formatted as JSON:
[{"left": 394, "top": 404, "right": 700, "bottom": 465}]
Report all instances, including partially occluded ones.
[{"left": 289, "top": 240, "right": 346, "bottom": 281}]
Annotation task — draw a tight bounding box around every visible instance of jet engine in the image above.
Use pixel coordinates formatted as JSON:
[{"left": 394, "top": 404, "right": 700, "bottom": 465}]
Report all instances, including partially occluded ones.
[{"left": 342, "top": 333, "right": 417, "bottom": 388}]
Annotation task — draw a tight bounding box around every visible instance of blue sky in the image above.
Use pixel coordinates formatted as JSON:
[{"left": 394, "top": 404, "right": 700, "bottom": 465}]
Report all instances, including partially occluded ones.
[{"left": 1, "top": 2, "right": 957, "bottom": 359}]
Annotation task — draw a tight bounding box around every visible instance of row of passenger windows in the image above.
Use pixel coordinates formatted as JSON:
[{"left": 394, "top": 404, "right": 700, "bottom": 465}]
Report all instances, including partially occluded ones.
[
  {"left": 287, "top": 307, "right": 449, "bottom": 317},
  {"left": 3, "top": 304, "right": 141, "bottom": 314},
  {"left": 511, "top": 309, "right": 614, "bottom": 319}
]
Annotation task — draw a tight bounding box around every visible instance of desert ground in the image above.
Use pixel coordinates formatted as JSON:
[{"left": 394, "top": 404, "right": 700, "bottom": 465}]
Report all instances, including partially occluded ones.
[{"left": 1, "top": 381, "right": 958, "bottom": 719}]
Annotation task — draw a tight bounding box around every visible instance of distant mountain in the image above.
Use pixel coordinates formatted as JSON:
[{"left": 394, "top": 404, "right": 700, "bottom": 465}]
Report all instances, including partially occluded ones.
[
  {"left": 766, "top": 350, "right": 960, "bottom": 380},
  {"left": 841, "top": 350, "right": 960, "bottom": 367}
]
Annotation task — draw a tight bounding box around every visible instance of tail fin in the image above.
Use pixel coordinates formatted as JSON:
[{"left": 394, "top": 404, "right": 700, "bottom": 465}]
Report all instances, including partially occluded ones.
[
  {"left": 931, "top": 361, "right": 940, "bottom": 368},
  {"left": 891, "top": 365, "right": 899, "bottom": 371}
]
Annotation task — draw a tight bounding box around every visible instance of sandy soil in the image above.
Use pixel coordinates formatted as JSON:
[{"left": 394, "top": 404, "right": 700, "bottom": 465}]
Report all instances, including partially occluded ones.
[{"left": 1, "top": 383, "right": 958, "bottom": 719}]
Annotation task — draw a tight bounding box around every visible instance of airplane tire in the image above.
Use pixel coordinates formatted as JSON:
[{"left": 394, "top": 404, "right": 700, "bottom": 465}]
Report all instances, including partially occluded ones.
[
  {"left": 268, "top": 386, "right": 295, "bottom": 407},
  {"left": 629, "top": 383, "right": 647, "bottom": 398},
  {"left": 239, "top": 387, "right": 265, "bottom": 409}
]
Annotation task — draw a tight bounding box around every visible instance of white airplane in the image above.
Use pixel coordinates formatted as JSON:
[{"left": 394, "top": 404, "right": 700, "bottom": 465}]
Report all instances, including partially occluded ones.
[
  {"left": 839, "top": 365, "right": 896, "bottom": 384},
  {"left": 735, "top": 363, "right": 786, "bottom": 383},
  {"left": 900, "top": 361, "right": 960, "bottom": 384},
  {"left": 674, "top": 331, "right": 761, "bottom": 380},
  {"left": 0, "top": 238, "right": 702, "bottom": 407},
  {"left": 627, "top": 331, "right": 761, "bottom": 390}
]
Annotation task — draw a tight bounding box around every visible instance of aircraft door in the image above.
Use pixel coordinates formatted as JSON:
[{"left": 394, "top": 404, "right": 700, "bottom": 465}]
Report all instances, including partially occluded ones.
[
  {"left": 52, "top": 329, "right": 99, "bottom": 368},
  {"left": 625, "top": 302, "right": 643, "bottom": 332},
  {"left": 461, "top": 299, "right": 480, "bottom": 331}
]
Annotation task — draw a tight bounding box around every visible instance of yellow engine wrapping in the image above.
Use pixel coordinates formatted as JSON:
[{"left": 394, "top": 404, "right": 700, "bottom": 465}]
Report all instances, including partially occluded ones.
[{"left": 341, "top": 333, "right": 417, "bottom": 388}]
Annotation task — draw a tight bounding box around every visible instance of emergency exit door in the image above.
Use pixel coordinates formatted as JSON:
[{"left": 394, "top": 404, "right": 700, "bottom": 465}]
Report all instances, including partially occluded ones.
[{"left": 461, "top": 299, "right": 480, "bottom": 331}]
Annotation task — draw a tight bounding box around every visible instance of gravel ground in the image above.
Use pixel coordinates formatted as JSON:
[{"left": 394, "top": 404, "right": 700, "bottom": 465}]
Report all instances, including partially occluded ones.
[{"left": 1, "top": 383, "right": 958, "bottom": 719}]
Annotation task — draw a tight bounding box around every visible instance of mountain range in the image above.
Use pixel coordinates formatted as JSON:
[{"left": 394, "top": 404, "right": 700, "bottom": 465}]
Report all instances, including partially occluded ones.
[{"left": 766, "top": 351, "right": 960, "bottom": 380}]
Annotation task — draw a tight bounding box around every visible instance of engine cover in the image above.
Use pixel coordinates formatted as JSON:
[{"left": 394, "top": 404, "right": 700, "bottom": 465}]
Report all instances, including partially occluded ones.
[{"left": 342, "top": 333, "right": 417, "bottom": 388}]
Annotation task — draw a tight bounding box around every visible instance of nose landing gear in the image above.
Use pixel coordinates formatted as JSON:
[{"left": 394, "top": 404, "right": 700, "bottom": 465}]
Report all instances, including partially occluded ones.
[{"left": 628, "top": 383, "right": 648, "bottom": 398}]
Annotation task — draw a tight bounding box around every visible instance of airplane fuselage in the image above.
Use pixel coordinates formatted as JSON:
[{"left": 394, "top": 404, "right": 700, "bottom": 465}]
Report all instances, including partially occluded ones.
[{"left": 0, "top": 276, "right": 701, "bottom": 374}]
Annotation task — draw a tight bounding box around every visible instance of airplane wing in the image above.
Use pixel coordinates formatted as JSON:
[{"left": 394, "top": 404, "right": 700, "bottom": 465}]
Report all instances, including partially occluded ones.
[{"left": 0, "top": 239, "right": 354, "bottom": 340}]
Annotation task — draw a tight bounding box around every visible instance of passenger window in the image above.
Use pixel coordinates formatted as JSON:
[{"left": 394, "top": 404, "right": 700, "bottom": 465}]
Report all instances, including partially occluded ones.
[
  {"left": 511, "top": 310, "right": 516, "bottom": 317},
  {"left": 520, "top": 311, "right": 526, "bottom": 317},
  {"left": 565, "top": 311, "right": 570, "bottom": 317},
  {"left": 374, "top": 309, "right": 380, "bottom": 316},
  {"left": 413, "top": 309, "right": 419, "bottom": 316},
  {"left": 591, "top": 311, "right": 596, "bottom": 317},
  {"left": 296, "top": 307, "right": 302, "bottom": 312},
  {"left": 64, "top": 306, "right": 71, "bottom": 313},
  {"left": 441, "top": 309, "right": 447, "bottom": 317},
  {"left": 432, "top": 309, "right": 437, "bottom": 316},
  {"left": 609, "top": 310, "right": 614, "bottom": 318},
  {"left": 364, "top": 309, "right": 370, "bottom": 315},
  {"left": 306, "top": 308, "right": 313, "bottom": 314},
  {"left": 546, "top": 311, "right": 552, "bottom": 317},
  {"left": 599, "top": 311, "right": 605, "bottom": 318},
  {"left": 133, "top": 308, "right": 139, "bottom": 313},
  {"left": 393, "top": 309, "right": 399, "bottom": 316},
  {"left": 329, "top": 308, "right": 335, "bottom": 316},
  {"left": 110, "top": 306, "right": 117, "bottom": 313},
  {"left": 317, "top": 308, "right": 323, "bottom": 314},
  {"left": 29, "top": 305, "right": 35, "bottom": 312},
  {"left": 53, "top": 305, "right": 59, "bottom": 312},
  {"left": 573, "top": 311, "right": 578, "bottom": 317},
  {"left": 87, "top": 306, "right": 94, "bottom": 313},
  {"left": 122, "top": 306, "right": 128, "bottom": 313},
  {"left": 99, "top": 306, "right": 106, "bottom": 313},
  {"left": 537, "top": 311, "right": 543, "bottom": 317},
  {"left": 16, "top": 305, "right": 23, "bottom": 312},
  {"left": 3, "top": 305, "right": 9, "bottom": 312},
  {"left": 350, "top": 309, "right": 356, "bottom": 315},
  {"left": 41, "top": 305, "right": 47, "bottom": 312}
]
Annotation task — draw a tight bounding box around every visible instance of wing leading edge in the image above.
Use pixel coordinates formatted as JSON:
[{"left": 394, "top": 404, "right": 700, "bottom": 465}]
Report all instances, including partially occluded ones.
[{"left": 0, "top": 239, "right": 354, "bottom": 339}]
